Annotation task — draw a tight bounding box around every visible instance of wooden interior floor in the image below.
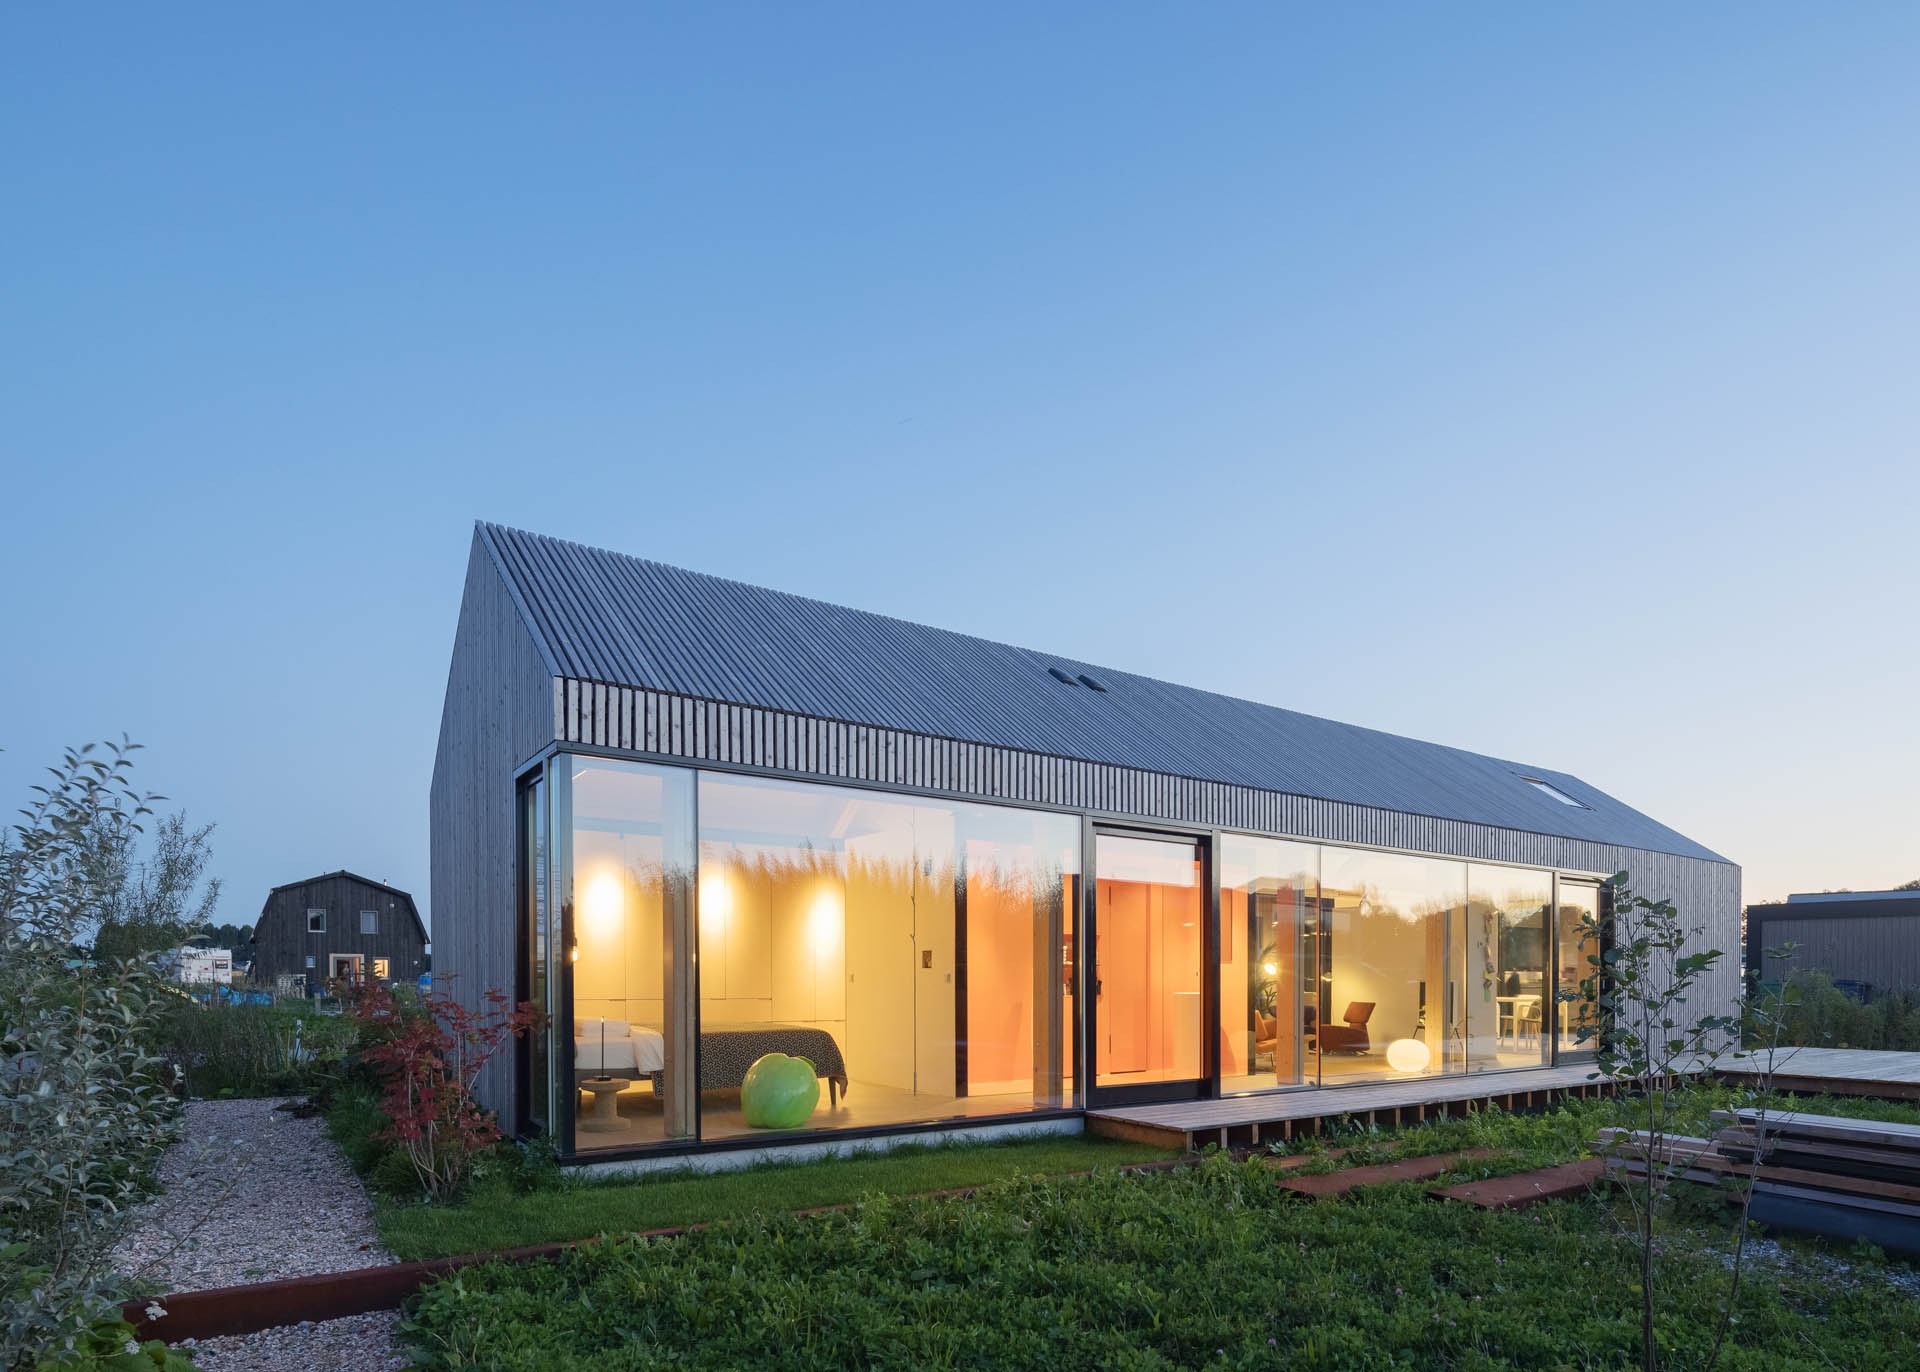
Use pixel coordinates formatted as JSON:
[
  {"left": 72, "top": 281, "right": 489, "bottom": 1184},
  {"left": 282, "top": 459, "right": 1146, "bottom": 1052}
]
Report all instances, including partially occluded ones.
[{"left": 572, "top": 1080, "right": 1042, "bottom": 1153}]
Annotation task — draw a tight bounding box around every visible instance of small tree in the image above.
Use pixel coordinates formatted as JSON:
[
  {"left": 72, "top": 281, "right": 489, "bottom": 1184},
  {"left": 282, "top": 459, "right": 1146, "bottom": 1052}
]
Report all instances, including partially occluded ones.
[
  {"left": 0, "top": 742, "right": 184, "bottom": 1367},
  {"left": 90, "top": 811, "right": 222, "bottom": 962},
  {"left": 351, "top": 981, "right": 538, "bottom": 1202},
  {"left": 1574, "top": 872, "right": 1801, "bottom": 1372}
]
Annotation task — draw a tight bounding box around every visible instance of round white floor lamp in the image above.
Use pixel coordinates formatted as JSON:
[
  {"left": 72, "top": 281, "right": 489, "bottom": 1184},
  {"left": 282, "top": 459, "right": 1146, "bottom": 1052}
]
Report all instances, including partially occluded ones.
[{"left": 1386, "top": 1037, "right": 1431, "bottom": 1073}]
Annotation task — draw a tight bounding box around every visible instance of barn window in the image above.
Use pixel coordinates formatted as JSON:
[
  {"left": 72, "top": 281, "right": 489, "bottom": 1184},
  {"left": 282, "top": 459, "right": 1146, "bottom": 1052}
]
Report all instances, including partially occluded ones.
[
  {"left": 360, "top": 910, "right": 378, "bottom": 935},
  {"left": 305, "top": 954, "right": 316, "bottom": 968},
  {"left": 373, "top": 957, "right": 391, "bottom": 979},
  {"left": 307, "top": 909, "right": 326, "bottom": 933}
]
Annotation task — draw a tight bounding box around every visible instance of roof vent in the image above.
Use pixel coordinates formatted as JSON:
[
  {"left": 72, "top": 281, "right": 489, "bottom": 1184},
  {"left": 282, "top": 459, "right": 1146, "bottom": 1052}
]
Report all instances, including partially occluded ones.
[
  {"left": 1077, "top": 673, "right": 1108, "bottom": 692},
  {"left": 1046, "top": 667, "right": 1078, "bottom": 686}
]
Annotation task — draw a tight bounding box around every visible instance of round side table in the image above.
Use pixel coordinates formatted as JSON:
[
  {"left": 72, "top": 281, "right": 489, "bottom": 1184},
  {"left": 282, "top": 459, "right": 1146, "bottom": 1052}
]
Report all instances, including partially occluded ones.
[{"left": 578, "top": 1076, "right": 632, "bottom": 1133}]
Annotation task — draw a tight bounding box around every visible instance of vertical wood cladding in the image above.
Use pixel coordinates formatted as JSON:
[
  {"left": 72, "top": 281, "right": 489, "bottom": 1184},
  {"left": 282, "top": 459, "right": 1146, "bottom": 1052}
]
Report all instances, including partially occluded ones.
[
  {"left": 433, "top": 614, "right": 1742, "bottom": 1125},
  {"left": 554, "top": 678, "right": 1743, "bottom": 1023},
  {"left": 251, "top": 872, "right": 428, "bottom": 983},
  {"left": 1756, "top": 913, "right": 1920, "bottom": 991},
  {"left": 429, "top": 534, "right": 562, "bottom": 1113}
]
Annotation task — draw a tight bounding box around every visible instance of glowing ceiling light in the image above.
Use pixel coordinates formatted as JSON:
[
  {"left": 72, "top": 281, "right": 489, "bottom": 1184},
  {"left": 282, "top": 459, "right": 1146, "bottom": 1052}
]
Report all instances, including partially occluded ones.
[{"left": 583, "top": 869, "right": 623, "bottom": 939}]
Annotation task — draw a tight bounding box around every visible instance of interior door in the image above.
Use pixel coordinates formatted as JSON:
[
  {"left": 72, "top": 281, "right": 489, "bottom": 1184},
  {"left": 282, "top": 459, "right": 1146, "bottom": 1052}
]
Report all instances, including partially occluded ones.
[{"left": 1091, "top": 832, "right": 1207, "bottom": 1102}]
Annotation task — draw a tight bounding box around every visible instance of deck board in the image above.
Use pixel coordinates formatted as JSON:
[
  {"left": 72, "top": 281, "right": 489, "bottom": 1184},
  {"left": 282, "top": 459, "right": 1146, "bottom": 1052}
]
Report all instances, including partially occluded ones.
[
  {"left": 1086, "top": 1062, "right": 1620, "bottom": 1149},
  {"left": 1088, "top": 1050, "right": 1920, "bottom": 1151},
  {"left": 1719, "top": 1047, "right": 1920, "bottom": 1098}
]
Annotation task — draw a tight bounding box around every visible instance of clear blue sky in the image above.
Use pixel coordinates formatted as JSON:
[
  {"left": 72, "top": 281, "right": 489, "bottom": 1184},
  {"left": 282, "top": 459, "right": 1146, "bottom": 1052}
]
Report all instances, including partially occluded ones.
[{"left": 5, "top": 5, "right": 1916, "bottom": 935}]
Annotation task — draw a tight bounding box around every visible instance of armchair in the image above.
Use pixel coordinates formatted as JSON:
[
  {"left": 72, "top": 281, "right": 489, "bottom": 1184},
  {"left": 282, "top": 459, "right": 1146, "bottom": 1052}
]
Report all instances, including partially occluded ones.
[{"left": 1316, "top": 1001, "right": 1375, "bottom": 1054}]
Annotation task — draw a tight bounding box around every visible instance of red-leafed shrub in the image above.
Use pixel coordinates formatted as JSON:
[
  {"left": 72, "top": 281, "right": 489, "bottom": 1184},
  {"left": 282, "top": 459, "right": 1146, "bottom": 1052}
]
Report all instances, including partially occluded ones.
[{"left": 349, "top": 982, "right": 538, "bottom": 1202}]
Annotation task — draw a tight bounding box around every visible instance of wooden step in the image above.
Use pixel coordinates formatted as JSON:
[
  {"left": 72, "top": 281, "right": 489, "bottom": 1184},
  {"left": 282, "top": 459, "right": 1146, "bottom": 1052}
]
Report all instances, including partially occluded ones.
[
  {"left": 1430, "top": 1158, "right": 1604, "bottom": 1209},
  {"left": 1717, "top": 1109, "right": 1920, "bottom": 1153},
  {"left": 1602, "top": 1131, "right": 1920, "bottom": 1205},
  {"left": 1276, "top": 1149, "right": 1496, "bottom": 1197}
]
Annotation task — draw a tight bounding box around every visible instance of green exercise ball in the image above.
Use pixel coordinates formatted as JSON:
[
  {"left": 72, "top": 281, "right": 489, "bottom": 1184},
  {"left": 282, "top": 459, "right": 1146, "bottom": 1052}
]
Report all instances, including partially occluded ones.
[{"left": 740, "top": 1052, "right": 820, "bottom": 1129}]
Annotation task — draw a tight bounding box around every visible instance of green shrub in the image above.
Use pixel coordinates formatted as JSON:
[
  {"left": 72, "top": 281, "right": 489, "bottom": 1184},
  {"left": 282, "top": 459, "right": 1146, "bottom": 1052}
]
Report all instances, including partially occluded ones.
[
  {"left": 1757, "top": 970, "right": 1920, "bottom": 1051},
  {"left": 370, "top": 1147, "right": 426, "bottom": 1200},
  {"left": 2, "top": 742, "right": 184, "bottom": 1368},
  {"left": 154, "top": 1000, "right": 356, "bottom": 1097},
  {"left": 32, "top": 1312, "right": 196, "bottom": 1371},
  {"left": 405, "top": 1153, "right": 1920, "bottom": 1371},
  {"left": 326, "top": 1087, "right": 394, "bottom": 1176}
]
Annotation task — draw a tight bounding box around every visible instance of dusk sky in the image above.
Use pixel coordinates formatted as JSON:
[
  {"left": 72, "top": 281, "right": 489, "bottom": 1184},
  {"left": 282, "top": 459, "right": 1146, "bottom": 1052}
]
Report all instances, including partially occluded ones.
[{"left": 5, "top": 5, "right": 1916, "bottom": 936}]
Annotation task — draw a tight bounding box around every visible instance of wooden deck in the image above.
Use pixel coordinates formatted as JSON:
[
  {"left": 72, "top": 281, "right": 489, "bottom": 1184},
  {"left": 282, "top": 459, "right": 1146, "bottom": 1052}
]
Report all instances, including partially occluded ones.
[
  {"left": 1088, "top": 1049, "right": 1920, "bottom": 1152},
  {"left": 1086, "top": 1062, "right": 1622, "bottom": 1151},
  {"left": 1717, "top": 1047, "right": 1920, "bottom": 1100}
]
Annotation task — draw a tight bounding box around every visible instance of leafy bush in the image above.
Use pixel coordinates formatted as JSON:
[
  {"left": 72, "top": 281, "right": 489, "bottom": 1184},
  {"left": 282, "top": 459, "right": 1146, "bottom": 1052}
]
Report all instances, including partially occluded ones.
[
  {"left": 405, "top": 1152, "right": 1920, "bottom": 1371},
  {"left": 32, "top": 1312, "right": 196, "bottom": 1371},
  {"left": 1, "top": 742, "right": 184, "bottom": 1368},
  {"left": 153, "top": 1000, "right": 356, "bottom": 1097},
  {"left": 347, "top": 984, "right": 537, "bottom": 1202},
  {"left": 1756, "top": 970, "right": 1920, "bottom": 1051},
  {"left": 326, "top": 1086, "right": 396, "bottom": 1176}
]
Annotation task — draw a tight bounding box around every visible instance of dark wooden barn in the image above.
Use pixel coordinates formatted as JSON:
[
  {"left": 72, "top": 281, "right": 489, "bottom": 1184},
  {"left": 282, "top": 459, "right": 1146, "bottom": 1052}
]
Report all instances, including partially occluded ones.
[{"left": 251, "top": 870, "right": 429, "bottom": 988}]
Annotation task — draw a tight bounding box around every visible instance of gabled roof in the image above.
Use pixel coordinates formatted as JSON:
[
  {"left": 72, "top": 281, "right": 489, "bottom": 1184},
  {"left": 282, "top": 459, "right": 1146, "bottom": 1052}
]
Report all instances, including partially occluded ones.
[
  {"left": 258, "top": 870, "right": 429, "bottom": 943},
  {"left": 478, "top": 522, "right": 1729, "bottom": 864}
]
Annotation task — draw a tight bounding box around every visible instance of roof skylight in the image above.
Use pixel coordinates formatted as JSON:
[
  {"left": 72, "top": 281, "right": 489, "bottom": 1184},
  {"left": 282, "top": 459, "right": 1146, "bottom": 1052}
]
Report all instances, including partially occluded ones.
[{"left": 1520, "top": 776, "right": 1587, "bottom": 808}]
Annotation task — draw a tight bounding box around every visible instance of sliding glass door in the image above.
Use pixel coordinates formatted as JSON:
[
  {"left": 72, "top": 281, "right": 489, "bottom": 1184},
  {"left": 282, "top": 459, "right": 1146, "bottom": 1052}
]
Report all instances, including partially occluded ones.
[
  {"left": 1316, "top": 848, "right": 1467, "bottom": 1084},
  {"left": 1212, "top": 841, "right": 1606, "bottom": 1092},
  {"left": 1091, "top": 832, "right": 1207, "bottom": 1102},
  {"left": 1554, "top": 880, "right": 1602, "bottom": 1056},
  {"left": 1218, "top": 836, "right": 1317, "bottom": 1093}
]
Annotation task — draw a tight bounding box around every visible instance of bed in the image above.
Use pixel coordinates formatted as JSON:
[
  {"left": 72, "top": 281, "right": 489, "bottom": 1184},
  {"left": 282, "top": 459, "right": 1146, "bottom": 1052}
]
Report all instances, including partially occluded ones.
[
  {"left": 654, "top": 1023, "right": 849, "bottom": 1108},
  {"left": 574, "top": 1018, "right": 849, "bottom": 1106},
  {"left": 573, "top": 1018, "right": 664, "bottom": 1076}
]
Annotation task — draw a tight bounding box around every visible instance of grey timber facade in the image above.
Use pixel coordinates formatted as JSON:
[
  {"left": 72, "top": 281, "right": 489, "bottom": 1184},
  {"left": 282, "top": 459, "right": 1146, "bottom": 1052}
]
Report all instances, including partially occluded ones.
[{"left": 432, "top": 522, "right": 1740, "bottom": 1163}]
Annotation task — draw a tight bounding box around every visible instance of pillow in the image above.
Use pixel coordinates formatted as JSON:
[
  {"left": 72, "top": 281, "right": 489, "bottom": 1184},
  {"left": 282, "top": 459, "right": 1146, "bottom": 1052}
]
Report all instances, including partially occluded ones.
[
  {"left": 601, "top": 1019, "right": 632, "bottom": 1040},
  {"left": 574, "top": 1016, "right": 602, "bottom": 1039}
]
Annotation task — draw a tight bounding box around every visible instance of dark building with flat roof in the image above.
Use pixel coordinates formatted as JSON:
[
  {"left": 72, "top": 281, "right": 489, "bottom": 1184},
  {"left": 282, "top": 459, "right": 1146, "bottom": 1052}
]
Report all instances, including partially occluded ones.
[{"left": 1747, "top": 889, "right": 1920, "bottom": 994}]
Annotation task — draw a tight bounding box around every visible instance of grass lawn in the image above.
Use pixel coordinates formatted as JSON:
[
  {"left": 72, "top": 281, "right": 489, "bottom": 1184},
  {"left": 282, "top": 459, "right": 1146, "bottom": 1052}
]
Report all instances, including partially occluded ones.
[
  {"left": 360, "top": 1083, "right": 1920, "bottom": 1262},
  {"left": 375, "top": 1132, "right": 1182, "bottom": 1261},
  {"left": 388, "top": 1087, "right": 1920, "bottom": 1369},
  {"left": 404, "top": 1148, "right": 1920, "bottom": 1371}
]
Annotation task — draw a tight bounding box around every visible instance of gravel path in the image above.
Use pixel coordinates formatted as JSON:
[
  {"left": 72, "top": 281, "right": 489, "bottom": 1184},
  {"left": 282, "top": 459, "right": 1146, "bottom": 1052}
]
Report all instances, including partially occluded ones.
[{"left": 113, "top": 1097, "right": 409, "bottom": 1371}]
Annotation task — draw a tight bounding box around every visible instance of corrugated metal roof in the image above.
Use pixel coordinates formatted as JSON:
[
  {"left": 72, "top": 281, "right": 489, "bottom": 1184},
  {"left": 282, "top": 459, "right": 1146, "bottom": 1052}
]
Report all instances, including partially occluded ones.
[{"left": 479, "top": 522, "right": 1727, "bottom": 863}]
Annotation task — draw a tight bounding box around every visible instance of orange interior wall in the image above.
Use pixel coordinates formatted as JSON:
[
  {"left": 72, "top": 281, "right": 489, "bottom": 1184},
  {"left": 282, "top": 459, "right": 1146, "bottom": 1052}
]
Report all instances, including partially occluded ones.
[
  {"left": 1099, "top": 879, "right": 1151, "bottom": 1073},
  {"left": 1098, "top": 875, "right": 1203, "bottom": 1080},
  {"left": 965, "top": 873, "right": 1034, "bottom": 1090}
]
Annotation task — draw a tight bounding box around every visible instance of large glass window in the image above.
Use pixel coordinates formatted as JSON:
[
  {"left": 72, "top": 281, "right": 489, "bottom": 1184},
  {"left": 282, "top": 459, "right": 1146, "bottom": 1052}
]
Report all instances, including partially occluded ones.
[
  {"left": 517, "top": 773, "right": 549, "bottom": 1137},
  {"left": 1466, "top": 866, "right": 1552, "bottom": 1073},
  {"left": 561, "top": 759, "right": 696, "bottom": 1151},
  {"left": 1094, "top": 835, "right": 1205, "bottom": 1090},
  {"left": 1317, "top": 848, "right": 1467, "bottom": 1083},
  {"left": 696, "top": 772, "right": 1079, "bottom": 1140},
  {"left": 1555, "top": 880, "right": 1602, "bottom": 1055},
  {"left": 1218, "top": 836, "right": 1318, "bottom": 1094}
]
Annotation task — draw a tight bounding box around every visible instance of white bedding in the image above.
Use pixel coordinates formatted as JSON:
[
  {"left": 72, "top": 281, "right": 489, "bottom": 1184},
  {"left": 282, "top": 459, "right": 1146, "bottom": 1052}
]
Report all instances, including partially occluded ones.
[{"left": 574, "top": 1025, "right": 666, "bottom": 1076}]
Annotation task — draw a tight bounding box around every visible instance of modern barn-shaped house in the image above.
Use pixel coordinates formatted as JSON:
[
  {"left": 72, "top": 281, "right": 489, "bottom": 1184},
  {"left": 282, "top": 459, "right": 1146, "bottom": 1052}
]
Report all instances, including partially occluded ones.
[{"left": 432, "top": 523, "right": 1739, "bottom": 1165}]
